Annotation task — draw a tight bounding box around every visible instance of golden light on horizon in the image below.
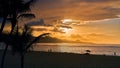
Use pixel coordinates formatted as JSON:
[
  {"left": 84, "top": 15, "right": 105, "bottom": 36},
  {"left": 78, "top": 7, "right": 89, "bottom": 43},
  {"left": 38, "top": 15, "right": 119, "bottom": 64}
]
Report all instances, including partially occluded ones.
[
  {"left": 29, "top": 0, "right": 120, "bottom": 44},
  {"left": 24, "top": 17, "right": 120, "bottom": 44}
]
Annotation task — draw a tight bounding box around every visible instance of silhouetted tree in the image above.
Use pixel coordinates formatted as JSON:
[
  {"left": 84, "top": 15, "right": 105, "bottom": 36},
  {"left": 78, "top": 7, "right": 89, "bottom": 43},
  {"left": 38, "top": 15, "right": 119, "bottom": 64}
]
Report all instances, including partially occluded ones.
[
  {"left": 7, "top": 0, "right": 35, "bottom": 34},
  {"left": 0, "top": 33, "right": 10, "bottom": 68},
  {"left": 9, "top": 25, "right": 50, "bottom": 68},
  {"left": 0, "top": 0, "right": 35, "bottom": 34},
  {"left": 0, "top": 0, "right": 9, "bottom": 34},
  {"left": 0, "top": 0, "right": 36, "bottom": 68}
]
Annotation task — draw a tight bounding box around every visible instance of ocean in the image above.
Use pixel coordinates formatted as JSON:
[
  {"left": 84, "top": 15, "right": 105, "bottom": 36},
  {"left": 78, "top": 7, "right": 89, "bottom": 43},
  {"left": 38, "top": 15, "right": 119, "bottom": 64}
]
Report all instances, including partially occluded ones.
[
  {"left": 0, "top": 43, "right": 120, "bottom": 56},
  {"left": 33, "top": 43, "right": 120, "bottom": 56}
]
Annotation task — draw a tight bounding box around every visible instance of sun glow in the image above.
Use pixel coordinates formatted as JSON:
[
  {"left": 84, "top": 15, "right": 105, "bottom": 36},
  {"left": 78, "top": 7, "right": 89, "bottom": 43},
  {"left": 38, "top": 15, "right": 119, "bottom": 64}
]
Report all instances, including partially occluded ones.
[
  {"left": 61, "top": 19, "right": 73, "bottom": 24},
  {"left": 60, "top": 27, "right": 72, "bottom": 35}
]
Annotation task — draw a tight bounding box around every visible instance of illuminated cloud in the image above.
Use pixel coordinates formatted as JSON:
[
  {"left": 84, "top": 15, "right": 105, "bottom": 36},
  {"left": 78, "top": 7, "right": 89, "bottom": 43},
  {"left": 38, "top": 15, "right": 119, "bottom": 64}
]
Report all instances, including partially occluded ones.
[
  {"left": 51, "top": 27, "right": 65, "bottom": 33},
  {"left": 29, "top": 0, "right": 120, "bottom": 44},
  {"left": 57, "top": 25, "right": 72, "bottom": 29},
  {"left": 69, "top": 34, "right": 89, "bottom": 41},
  {"left": 83, "top": 33, "right": 120, "bottom": 44},
  {"left": 32, "top": 0, "right": 120, "bottom": 22}
]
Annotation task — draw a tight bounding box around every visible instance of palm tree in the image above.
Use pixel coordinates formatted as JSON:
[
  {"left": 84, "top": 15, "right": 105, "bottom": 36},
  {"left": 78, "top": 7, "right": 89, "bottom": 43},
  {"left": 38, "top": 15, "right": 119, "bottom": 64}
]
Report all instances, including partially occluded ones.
[
  {"left": 9, "top": 25, "right": 50, "bottom": 68},
  {"left": 0, "top": 0, "right": 35, "bottom": 34},
  {"left": 0, "top": 0, "right": 12, "bottom": 65},
  {"left": 0, "top": 0, "right": 36, "bottom": 68},
  {"left": 0, "top": 33, "right": 10, "bottom": 68},
  {"left": 0, "top": 0, "right": 9, "bottom": 34},
  {"left": 8, "top": 0, "right": 35, "bottom": 34}
]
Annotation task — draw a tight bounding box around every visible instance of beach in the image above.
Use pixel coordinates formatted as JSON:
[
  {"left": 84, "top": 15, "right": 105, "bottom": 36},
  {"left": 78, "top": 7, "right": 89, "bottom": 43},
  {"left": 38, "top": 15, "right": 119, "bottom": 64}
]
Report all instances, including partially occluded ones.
[
  {"left": 0, "top": 50, "right": 120, "bottom": 68},
  {"left": 0, "top": 0, "right": 120, "bottom": 68}
]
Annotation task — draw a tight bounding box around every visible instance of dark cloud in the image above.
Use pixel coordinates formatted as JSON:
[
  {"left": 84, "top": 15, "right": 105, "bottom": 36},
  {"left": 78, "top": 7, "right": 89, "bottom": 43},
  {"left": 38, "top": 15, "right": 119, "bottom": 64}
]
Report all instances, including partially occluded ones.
[
  {"left": 31, "top": 0, "right": 120, "bottom": 23},
  {"left": 103, "top": 7, "right": 120, "bottom": 15},
  {"left": 43, "top": 16, "right": 62, "bottom": 25},
  {"left": 33, "top": 28, "right": 47, "bottom": 31},
  {"left": 70, "top": 0, "right": 117, "bottom": 3},
  {"left": 35, "top": 0, "right": 66, "bottom": 10},
  {"left": 37, "top": 0, "right": 116, "bottom": 4},
  {"left": 27, "top": 19, "right": 52, "bottom": 26},
  {"left": 27, "top": 19, "right": 45, "bottom": 26},
  {"left": 44, "top": 16, "right": 61, "bottom": 20},
  {"left": 38, "top": 0, "right": 62, "bottom": 3}
]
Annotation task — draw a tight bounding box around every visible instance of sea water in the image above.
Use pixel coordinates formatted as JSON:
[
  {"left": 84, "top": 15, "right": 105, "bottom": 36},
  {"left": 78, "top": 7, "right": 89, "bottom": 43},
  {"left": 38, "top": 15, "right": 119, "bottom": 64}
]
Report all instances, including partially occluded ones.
[
  {"left": 33, "top": 43, "right": 120, "bottom": 56},
  {"left": 1, "top": 43, "right": 120, "bottom": 56}
]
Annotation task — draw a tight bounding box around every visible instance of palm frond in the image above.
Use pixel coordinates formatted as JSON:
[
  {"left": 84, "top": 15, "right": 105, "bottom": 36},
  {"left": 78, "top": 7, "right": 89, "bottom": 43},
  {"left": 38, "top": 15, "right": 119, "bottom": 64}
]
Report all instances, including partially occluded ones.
[
  {"left": 22, "top": 24, "right": 33, "bottom": 36},
  {"left": 25, "top": 33, "right": 50, "bottom": 51},
  {"left": 19, "top": 0, "right": 36, "bottom": 12},
  {"left": 17, "top": 13, "right": 35, "bottom": 19},
  {"left": 24, "top": 0, "right": 37, "bottom": 6}
]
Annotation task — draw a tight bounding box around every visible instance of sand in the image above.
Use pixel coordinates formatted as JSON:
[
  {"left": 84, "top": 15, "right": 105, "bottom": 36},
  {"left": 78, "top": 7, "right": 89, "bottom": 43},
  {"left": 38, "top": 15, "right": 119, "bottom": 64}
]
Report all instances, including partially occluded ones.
[{"left": 0, "top": 50, "right": 120, "bottom": 68}]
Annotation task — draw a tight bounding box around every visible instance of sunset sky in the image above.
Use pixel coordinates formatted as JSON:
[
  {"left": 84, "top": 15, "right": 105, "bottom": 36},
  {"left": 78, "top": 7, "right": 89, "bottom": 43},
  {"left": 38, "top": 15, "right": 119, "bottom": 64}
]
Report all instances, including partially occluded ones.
[
  {"left": 26, "top": 0, "right": 120, "bottom": 44},
  {"left": 2, "top": 0, "right": 120, "bottom": 44}
]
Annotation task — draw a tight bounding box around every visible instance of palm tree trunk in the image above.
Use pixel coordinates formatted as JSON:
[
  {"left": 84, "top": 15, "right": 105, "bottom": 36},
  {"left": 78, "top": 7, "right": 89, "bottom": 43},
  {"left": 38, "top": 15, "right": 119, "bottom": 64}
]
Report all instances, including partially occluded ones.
[
  {"left": 0, "top": 16, "right": 7, "bottom": 34},
  {"left": 1, "top": 44, "right": 8, "bottom": 68},
  {"left": 16, "top": 22, "right": 19, "bottom": 35},
  {"left": 21, "top": 53, "right": 24, "bottom": 68},
  {"left": 10, "top": 20, "right": 17, "bottom": 34},
  {"left": 10, "top": 13, "right": 17, "bottom": 34}
]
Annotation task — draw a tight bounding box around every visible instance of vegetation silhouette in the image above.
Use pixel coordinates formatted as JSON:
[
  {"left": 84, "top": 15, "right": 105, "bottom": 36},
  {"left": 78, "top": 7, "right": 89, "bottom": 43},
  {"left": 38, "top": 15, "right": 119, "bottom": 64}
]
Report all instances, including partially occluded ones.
[
  {"left": 0, "top": 25, "right": 50, "bottom": 68},
  {"left": 0, "top": 0, "right": 9, "bottom": 33},
  {"left": 9, "top": 25, "right": 50, "bottom": 68},
  {"left": 0, "top": 33, "right": 10, "bottom": 68},
  {"left": 0, "top": 0, "right": 35, "bottom": 34},
  {"left": 0, "top": 0, "right": 36, "bottom": 68}
]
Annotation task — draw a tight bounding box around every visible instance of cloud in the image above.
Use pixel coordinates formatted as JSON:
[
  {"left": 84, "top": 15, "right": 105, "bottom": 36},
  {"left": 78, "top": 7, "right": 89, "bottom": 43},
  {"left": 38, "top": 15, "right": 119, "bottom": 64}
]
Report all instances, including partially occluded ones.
[
  {"left": 73, "top": 18, "right": 120, "bottom": 26},
  {"left": 102, "top": 7, "right": 120, "bottom": 15},
  {"left": 70, "top": 0, "right": 118, "bottom": 3},
  {"left": 70, "top": 34, "right": 89, "bottom": 41},
  {"left": 57, "top": 25, "right": 72, "bottom": 29},
  {"left": 33, "top": 28, "right": 47, "bottom": 31},
  {"left": 29, "top": 0, "right": 120, "bottom": 44},
  {"left": 44, "top": 16, "right": 61, "bottom": 20},
  {"left": 85, "top": 33, "right": 111, "bottom": 37},
  {"left": 32, "top": 0, "right": 120, "bottom": 22},
  {"left": 51, "top": 27, "right": 65, "bottom": 33},
  {"left": 27, "top": 19, "right": 45, "bottom": 26},
  {"left": 69, "top": 33, "right": 119, "bottom": 44},
  {"left": 28, "top": 19, "right": 45, "bottom": 26},
  {"left": 27, "top": 18, "right": 52, "bottom": 26},
  {"left": 73, "top": 18, "right": 120, "bottom": 35},
  {"left": 83, "top": 33, "right": 120, "bottom": 44}
]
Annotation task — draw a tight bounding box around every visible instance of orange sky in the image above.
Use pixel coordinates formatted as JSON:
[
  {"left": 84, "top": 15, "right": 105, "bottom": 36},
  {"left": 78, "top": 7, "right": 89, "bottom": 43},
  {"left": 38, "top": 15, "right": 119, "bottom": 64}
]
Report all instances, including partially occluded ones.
[{"left": 2, "top": 0, "right": 120, "bottom": 44}]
